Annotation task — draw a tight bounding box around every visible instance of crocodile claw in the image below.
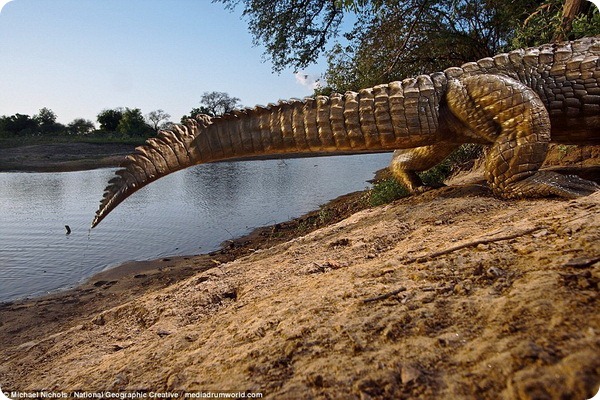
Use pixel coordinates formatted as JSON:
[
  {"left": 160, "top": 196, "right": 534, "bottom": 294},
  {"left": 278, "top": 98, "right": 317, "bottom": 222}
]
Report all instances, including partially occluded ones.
[{"left": 508, "top": 171, "right": 600, "bottom": 199}]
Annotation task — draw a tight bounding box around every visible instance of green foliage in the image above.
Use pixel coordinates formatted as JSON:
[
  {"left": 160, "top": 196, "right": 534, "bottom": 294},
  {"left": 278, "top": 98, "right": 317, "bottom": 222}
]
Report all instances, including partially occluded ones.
[
  {"left": 97, "top": 108, "right": 124, "bottom": 131},
  {"left": 34, "top": 107, "right": 65, "bottom": 135},
  {"left": 294, "top": 219, "right": 312, "bottom": 235},
  {"left": 293, "top": 205, "right": 338, "bottom": 235},
  {"left": 67, "top": 118, "right": 96, "bottom": 135},
  {"left": 368, "top": 144, "right": 483, "bottom": 206},
  {"left": 0, "top": 113, "right": 38, "bottom": 136},
  {"left": 571, "top": 6, "right": 600, "bottom": 37},
  {"left": 369, "top": 178, "right": 410, "bottom": 206},
  {"left": 512, "top": 0, "right": 599, "bottom": 48},
  {"left": 117, "top": 108, "right": 153, "bottom": 137},
  {"left": 34, "top": 107, "right": 57, "bottom": 126},
  {"left": 318, "top": 207, "right": 333, "bottom": 225},
  {"left": 0, "top": 108, "right": 66, "bottom": 137},
  {"left": 181, "top": 107, "right": 211, "bottom": 123},
  {"left": 418, "top": 164, "right": 452, "bottom": 187},
  {"left": 333, "top": 0, "right": 385, "bottom": 13},
  {"left": 418, "top": 144, "right": 483, "bottom": 186},
  {"left": 322, "top": 0, "right": 539, "bottom": 93},
  {"left": 556, "top": 144, "right": 577, "bottom": 160},
  {"left": 200, "top": 91, "right": 241, "bottom": 116},
  {"left": 2, "top": 105, "right": 160, "bottom": 144},
  {"left": 219, "top": 0, "right": 598, "bottom": 94}
]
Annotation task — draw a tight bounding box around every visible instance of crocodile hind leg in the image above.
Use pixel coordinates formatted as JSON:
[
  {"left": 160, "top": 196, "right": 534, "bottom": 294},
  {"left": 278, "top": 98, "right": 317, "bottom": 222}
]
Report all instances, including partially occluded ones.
[
  {"left": 390, "top": 143, "right": 459, "bottom": 192},
  {"left": 447, "top": 74, "right": 599, "bottom": 198}
]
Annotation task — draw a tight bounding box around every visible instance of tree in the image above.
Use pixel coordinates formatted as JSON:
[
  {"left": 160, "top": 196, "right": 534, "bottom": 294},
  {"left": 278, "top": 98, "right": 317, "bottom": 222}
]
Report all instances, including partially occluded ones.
[
  {"left": 34, "top": 107, "right": 57, "bottom": 126},
  {"left": 557, "top": 0, "right": 585, "bottom": 40},
  {"left": 218, "top": 0, "right": 599, "bottom": 93},
  {"left": 146, "top": 109, "right": 171, "bottom": 132},
  {"left": 117, "top": 108, "right": 153, "bottom": 137},
  {"left": 180, "top": 107, "right": 211, "bottom": 123},
  {"left": 181, "top": 91, "right": 241, "bottom": 122},
  {"left": 0, "top": 113, "right": 39, "bottom": 136},
  {"left": 97, "top": 108, "right": 124, "bottom": 132},
  {"left": 160, "top": 121, "right": 176, "bottom": 131},
  {"left": 553, "top": 0, "right": 600, "bottom": 41},
  {"left": 34, "top": 107, "right": 64, "bottom": 135},
  {"left": 199, "top": 91, "right": 241, "bottom": 116},
  {"left": 67, "top": 118, "right": 96, "bottom": 135},
  {"left": 322, "top": 0, "right": 541, "bottom": 93}
]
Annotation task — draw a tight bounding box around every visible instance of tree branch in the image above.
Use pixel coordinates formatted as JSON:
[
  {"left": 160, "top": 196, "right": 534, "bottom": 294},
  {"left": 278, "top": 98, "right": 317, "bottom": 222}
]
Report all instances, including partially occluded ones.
[
  {"left": 377, "top": 0, "right": 429, "bottom": 81},
  {"left": 404, "top": 226, "right": 544, "bottom": 264}
]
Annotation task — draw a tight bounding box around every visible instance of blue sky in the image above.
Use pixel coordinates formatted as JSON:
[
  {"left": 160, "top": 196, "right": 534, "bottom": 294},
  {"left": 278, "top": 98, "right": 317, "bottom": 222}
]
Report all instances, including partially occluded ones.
[{"left": 0, "top": 0, "right": 329, "bottom": 125}]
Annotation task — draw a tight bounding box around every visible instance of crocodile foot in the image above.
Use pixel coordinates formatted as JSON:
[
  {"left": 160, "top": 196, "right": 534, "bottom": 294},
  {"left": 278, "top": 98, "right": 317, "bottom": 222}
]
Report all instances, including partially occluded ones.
[
  {"left": 412, "top": 182, "right": 447, "bottom": 194},
  {"left": 506, "top": 171, "right": 600, "bottom": 199},
  {"left": 412, "top": 185, "right": 435, "bottom": 194}
]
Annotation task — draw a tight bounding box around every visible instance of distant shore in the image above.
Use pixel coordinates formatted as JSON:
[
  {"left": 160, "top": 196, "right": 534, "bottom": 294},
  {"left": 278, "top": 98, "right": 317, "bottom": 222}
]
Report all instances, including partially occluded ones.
[{"left": 0, "top": 142, "right": 134, "bottom": 172}]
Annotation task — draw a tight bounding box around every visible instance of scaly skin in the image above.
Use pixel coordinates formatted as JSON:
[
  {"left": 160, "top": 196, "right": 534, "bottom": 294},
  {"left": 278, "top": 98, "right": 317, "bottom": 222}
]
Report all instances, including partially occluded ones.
[{"left": 92, "top": 37, "right": 600, "bottom": 228}]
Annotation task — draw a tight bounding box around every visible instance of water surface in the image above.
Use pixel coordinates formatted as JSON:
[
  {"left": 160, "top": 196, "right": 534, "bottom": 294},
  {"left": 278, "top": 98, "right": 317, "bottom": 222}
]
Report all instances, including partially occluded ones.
[{"left": 0, "top": 153, "right": 391, "bottom": 302}]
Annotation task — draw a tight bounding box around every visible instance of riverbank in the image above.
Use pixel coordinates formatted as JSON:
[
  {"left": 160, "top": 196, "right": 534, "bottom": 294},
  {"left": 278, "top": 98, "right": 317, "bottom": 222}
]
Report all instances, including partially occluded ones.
[{"left": 0, "top": 142, "right": 134, "bottom": 172}]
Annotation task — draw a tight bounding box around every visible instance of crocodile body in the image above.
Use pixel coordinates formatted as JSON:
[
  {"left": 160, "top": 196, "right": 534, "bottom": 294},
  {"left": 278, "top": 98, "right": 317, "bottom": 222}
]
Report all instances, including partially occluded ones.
[{"left": 93, "top": 37, "right": 600, "bottom": 227}]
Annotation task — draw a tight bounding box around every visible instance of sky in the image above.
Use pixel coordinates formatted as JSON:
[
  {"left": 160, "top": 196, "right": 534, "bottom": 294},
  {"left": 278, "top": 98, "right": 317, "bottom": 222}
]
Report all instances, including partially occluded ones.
[{"left": 0, "top": 0, "right": 328, "bottom": 125}]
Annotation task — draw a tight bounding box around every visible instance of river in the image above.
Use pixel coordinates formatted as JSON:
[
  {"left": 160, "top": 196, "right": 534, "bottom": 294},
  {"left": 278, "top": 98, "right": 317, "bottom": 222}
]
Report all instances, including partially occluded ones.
[{"left": 0, "top": 153, "right": 391, "bottom": 302}]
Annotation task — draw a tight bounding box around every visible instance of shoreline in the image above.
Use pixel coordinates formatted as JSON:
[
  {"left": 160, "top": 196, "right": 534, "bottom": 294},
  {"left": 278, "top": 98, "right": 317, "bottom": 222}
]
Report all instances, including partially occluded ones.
[
  {"left": 12, "top": 187, "right": 369, "bottom": 304},
  {"left": 0, "top": 187, "right": 371, "bottom": 348}
]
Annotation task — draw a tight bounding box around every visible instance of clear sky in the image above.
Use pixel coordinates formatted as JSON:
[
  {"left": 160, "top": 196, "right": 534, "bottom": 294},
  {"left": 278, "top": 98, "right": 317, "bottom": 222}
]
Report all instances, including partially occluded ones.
[{"left": 0, "top": 0, "right": 327, "bottom": 125}]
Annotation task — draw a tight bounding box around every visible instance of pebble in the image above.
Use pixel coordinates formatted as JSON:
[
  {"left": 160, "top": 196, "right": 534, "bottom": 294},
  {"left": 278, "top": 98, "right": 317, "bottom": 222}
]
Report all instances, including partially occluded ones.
[
  {"left": 455, "top": 255, "right": 467, "bottom": 267},
  {"left": 401, "top": 365, "right": 421, "bottom": 384},
  {"left": 453, "top": 281, "right": 472, "bottom": 295},
  {"left": 532, "top": 229, "right": 548, "bottom": 238},
  {"left": 421, "top": 295, "right": 435, "bottom": 303},
  {"left": 487, "top": 266, "right": 505, "bottom": 277}
]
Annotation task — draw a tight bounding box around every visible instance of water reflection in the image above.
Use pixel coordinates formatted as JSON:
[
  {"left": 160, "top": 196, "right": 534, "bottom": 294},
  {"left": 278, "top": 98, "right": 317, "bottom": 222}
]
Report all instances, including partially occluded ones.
[{"left": 0, "top": 153, "right": 391, "bottom": 302}]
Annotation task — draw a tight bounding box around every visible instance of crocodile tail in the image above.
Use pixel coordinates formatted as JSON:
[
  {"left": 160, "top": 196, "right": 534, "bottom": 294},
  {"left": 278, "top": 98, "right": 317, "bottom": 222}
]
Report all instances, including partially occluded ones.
[
  {"left": 92, "top": 77, "right": 445, "bottom": 227},
  {"left": 92, "top": 115, "right": 208, "bottom": 228}
]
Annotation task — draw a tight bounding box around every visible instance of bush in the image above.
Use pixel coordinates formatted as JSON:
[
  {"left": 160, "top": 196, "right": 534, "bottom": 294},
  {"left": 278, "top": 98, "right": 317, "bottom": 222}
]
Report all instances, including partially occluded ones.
[
  {"left": 369, "top": 178, "right": 410, "bottom": 206},
  {"left": 368, "top": 144, "right": 484, "bottom": 206}
]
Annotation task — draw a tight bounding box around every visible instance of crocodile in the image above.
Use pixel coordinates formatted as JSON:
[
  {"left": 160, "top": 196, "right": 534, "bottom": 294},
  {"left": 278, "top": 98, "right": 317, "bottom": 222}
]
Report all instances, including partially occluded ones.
[{"left": 92, "top": 36, "right": 600, "bottom": 228}]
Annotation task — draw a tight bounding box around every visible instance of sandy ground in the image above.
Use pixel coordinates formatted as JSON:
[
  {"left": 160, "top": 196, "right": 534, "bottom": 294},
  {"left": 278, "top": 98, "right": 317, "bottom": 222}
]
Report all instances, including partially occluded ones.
[{"left": 0, "top": 144, "right": 599, "bottom": 399}]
